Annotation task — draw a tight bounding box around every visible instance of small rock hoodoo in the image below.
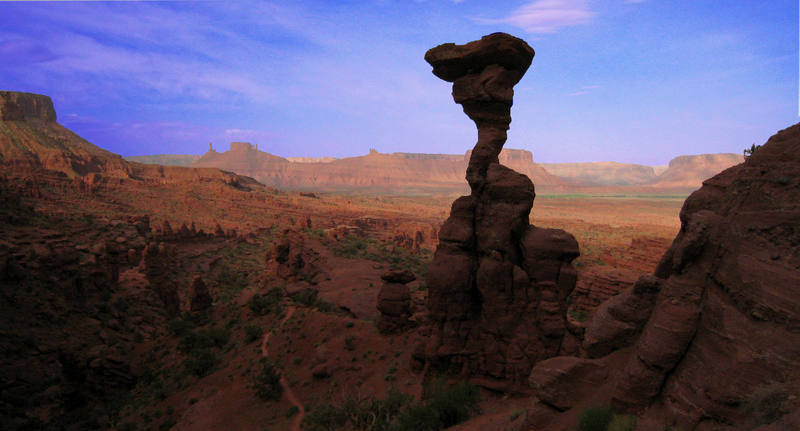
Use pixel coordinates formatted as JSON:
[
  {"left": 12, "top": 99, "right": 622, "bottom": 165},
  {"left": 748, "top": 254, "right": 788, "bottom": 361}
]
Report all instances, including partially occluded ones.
[{"left": 420, "top": 33, "right": 580, "bottom": 383}]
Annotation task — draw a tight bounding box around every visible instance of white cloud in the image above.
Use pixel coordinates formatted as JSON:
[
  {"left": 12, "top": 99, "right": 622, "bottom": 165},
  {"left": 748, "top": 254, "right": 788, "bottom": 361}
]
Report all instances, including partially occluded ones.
[
  {"left": 567, "top": 84, "right": 600, "bottom": 96},
  {"left": 478, "top": 0, "right": 595, "bottom": 34}
]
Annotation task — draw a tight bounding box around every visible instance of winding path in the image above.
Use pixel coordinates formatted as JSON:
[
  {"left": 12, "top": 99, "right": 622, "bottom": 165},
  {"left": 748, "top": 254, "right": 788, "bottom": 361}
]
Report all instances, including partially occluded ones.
[{"left": 260, "top": 305, "right": 305, "bottom": 431}]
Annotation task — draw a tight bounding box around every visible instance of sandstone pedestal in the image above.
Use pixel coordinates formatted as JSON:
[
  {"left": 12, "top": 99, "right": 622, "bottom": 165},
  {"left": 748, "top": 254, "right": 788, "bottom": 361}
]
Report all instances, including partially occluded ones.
[{"left": 421, "top": 33, "right": 580, "bottom": 383}]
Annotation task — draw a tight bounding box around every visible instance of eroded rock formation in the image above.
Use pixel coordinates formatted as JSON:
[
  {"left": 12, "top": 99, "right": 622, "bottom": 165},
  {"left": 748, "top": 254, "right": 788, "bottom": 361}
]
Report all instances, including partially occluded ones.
[
  {"left": 268, "top": 229, "right": 325, "bottom": 283},
  {"left": 527, "top": 123, "right": 800, "bottom": 430},
  {"left": 610, "top": 124, "right": 800, "bottom": 427},
  {"left": 420, "top": 33, "right": 580, "bottom": 383},
  {"left": 189, "top": 275, "right": 213, "bottom": 312},
  {"left": 377, "top": 269, "right": 416, "bottom": 334}
]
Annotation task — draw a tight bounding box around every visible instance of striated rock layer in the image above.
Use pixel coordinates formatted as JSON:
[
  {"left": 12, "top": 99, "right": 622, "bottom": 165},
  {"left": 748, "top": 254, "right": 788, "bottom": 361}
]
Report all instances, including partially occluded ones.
[
  {"left": 528, "top": 123, "right": 800, "bottom": 430},
  {"left": 420, "top": 33, "right": 580, "bottom": 383},
  {"left": 611, "top": 123, "right": 800, "bottom": 428}
]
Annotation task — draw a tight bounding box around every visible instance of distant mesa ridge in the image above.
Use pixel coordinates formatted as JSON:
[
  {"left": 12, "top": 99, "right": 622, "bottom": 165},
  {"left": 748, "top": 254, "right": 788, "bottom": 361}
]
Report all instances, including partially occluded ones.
[
  {"left": 187, "top": 141, "right": 566, "bottom": 193},
  {"left": 0, "top": 91, "right": 57, "bottom": 122},
  {"left": 150, "top": 140, "right": 742, "bottom": 193},
  {"left": 0, "top": 90, "right": 257, "bottom": 188}
]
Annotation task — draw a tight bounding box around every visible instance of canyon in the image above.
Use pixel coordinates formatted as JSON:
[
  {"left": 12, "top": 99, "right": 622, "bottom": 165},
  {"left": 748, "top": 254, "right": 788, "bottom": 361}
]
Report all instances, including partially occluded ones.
[{"left": 1, "top": 40, "right": 796, "bottom": 431}]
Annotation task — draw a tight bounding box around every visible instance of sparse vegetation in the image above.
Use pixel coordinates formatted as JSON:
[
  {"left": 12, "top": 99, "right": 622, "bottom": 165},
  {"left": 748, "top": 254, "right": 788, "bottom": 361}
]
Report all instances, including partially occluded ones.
[
  {"left": 302, "top": 379, "right": 479, "bottom": 431},
  {"left": 245, "top": 324, "right": 264, "bottom": 343},
  {"left": 576, "top": 406, "right": 637, "bottom": 431},
  {"left": 253, "top": 358, "right": 283, "bottom": 401},
  {"left": 249, "top": 287, "right": 284, "bottom": 316},
  {"left": 330, "top": 234, "right": 432, "bottom": 279},
  {"left": 743, "top": 143, "right": 761, "bottom": 159},
  {"left": 568, "top": 308, "right": 590, "bottom": 322},
  {"left": 290, "top": 288, "right": 337, "bottom": 313},
  {"left": 178, "top": 325, "right": 230, "bottom": 353},
  {"left": 184, "top": 349, "right": 218, "bottom": 377}
]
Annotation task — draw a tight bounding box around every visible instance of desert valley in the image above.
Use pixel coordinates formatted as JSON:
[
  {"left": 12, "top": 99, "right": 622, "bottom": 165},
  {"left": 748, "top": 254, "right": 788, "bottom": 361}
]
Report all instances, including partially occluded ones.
[{"left": 1, "top": 3, "right": 798, "bottom": 431}]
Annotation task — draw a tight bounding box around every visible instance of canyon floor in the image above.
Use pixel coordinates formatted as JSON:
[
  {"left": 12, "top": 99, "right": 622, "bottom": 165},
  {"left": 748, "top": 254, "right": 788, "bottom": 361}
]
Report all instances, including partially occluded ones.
[{"left": 1, "top": 161, "right": 683, "bottom": 430}]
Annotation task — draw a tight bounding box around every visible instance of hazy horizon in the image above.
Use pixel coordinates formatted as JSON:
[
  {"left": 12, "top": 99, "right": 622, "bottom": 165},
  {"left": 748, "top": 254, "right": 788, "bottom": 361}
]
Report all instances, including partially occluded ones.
[{"left": 1, "top": 1, "right": 796, "bottom": 165}]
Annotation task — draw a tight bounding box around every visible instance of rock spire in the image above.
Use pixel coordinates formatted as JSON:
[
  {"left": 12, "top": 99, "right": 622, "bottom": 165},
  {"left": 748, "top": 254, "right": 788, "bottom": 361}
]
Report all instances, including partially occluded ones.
[{"left": 420, "top": 33, "right": 580, "bottom": 383}]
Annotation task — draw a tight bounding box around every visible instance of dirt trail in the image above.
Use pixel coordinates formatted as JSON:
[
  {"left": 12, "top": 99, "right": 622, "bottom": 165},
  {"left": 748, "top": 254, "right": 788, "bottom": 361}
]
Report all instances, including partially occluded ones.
[{"left": 260, "top": 305, "right": 305, "bottom": 431}]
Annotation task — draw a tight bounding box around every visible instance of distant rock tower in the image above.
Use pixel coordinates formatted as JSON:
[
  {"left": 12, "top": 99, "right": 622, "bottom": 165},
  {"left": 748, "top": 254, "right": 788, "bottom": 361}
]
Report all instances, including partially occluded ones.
[{"left": 209, "top": 142, "right": 213, "bottom": 152}]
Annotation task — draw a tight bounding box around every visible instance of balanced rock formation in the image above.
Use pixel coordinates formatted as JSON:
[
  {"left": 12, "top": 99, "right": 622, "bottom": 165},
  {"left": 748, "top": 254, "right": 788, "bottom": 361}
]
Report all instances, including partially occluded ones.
[
  {"left": 377, "top": 269, "right": 416, "bottom": 334},
  {"left": 421, "top": 33, "right": 580, "bottom": 383}
]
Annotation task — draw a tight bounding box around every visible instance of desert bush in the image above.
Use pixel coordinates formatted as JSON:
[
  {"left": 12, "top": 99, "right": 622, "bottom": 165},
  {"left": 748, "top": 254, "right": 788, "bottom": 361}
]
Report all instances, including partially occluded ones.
[
  {"left": 249, "top": 287, "right": 284, "bottom": 316},
  {"left": 344, "top": 335, "right": 357, "bottom": 351},
  {"left": 303, "top": 402, "right": 348, "bottom": 431},
  {"left": 332, "top": 234, "right": 371, "bottom": 259},
  {"left": 244, "top": 324, "right": 264, "bottom": 343},
  {"left": 607, "top": 414, "right": 637, "bottom": 431},
  {"left": 215, "top": 265, "right": 249, "bottom": 303},
  {"left": 415, "top": 379, "right": 480, "bottom": 428},
  {"left": 253, "top": 358, "right": 283, "bottom": 401},
  {"left": 290, "top": 288, "right": 336, "bottom": 313},
  {"left": 743, "top": 143, "right": 761, "bottom": 158},
  {"left": 178, "top": 325, "right": 230, "bottom": 353},
  {"left": 184, "top": 349, "right": 218, "bottom": 377},
  {"left": 302, "top": 381, "right": 478, "bottom": 431},
  {"left": 568, "top": 308, "right": 590, "bottom": 322},
  {"left": 577, "top": 406, "right": 614, "bottom": 431}
]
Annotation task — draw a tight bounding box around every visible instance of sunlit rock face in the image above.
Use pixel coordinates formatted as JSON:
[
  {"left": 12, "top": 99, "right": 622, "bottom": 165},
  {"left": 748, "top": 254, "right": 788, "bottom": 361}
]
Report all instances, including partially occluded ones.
[
  {"left": 420, "top": 33, "right": 580, "bottom": 385},
  {"left": 0, "top": 91, "right": 57, "bottom": 122}
]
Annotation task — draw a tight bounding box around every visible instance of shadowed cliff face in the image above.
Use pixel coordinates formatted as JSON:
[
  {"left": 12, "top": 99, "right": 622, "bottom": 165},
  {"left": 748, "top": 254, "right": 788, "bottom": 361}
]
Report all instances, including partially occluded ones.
[
  {"left": 419, "top": 33, "right": 580, "bottom": 385},
  {"left": 528, "top": 123, "right": 800, "bottom": 431}
]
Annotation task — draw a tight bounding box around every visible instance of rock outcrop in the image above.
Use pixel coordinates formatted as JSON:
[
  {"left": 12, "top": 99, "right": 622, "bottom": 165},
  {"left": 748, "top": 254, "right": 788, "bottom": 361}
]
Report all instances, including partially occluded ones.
[
  {"left": 377, "top": 270, "right": 416, "bottom": 334},
  {"left": 189, "top": 275, "right": 213, "bottom": 312},
  {"left": 648, "top": 152, "right": 744, "bottom": 190},
  {"left": 610, "top": 124, "right": 800, "bottom": 427},
  {"left": 268, "top": 229, "right": 325, "bottom": 283},
  {"left": 420, "top": 33, "right": 580, "bottom": 383},
  {"left": 527, "top": 123, "right": 800, "bottom": 430},
  {"left": 142, "top": 242, "right": 180, "bottom": 315},
  {"left": 0, "top": 91, "right": 57, "bottom": 122}
]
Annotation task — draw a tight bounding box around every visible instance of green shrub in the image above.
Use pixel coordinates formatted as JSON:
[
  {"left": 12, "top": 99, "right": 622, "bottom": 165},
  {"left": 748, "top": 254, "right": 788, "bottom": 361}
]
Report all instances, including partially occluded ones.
[
  {"left": 249, "top": 288, "right": 284, "bottom": 316},
  {"left": 179, "top": 326, "right": 230, "bottom": 353},
  {"left": 184, "top": 349, "right": 218, "bottom": 377},
  {"left": 608, "top": 414, "right": 637, "bottom": 431},
  {"left": 244, "top": 324, "right": 264, "bottom": 343},
  {"left": 416, "top": 380, "right": 480, "bottom": 428},
  {"left": 290, "top": 288, "right": 336, "bottom": 313},
  {"left": 302, "top": 381, "right": 478, "bottom": 431},
  {"left": 332, "top": 234, "right": 371, "bottom": 259},
  {"left": 344, "top": 335, "right": 356, "bottom": 351},
  {"left": 286, "top": 405, "right": 300, "bottom": 418},
  {"left": 168, "top": 316, "right": 196, "bottom": 336},
  {"left": 253, "top": 359, "right": 283, "bottom": 401},
  {"left": 303, "top": 402, "right": 348, "bottom": 431},
  {"left": 577, "top": 406, "right": 614, "bottom": 431}
]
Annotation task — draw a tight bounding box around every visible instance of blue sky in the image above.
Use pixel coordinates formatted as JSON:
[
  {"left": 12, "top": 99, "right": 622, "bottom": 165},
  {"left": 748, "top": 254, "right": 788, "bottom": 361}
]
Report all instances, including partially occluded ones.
[{"left": 0, "top": 0, "right": 796, "bottom": 164}]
